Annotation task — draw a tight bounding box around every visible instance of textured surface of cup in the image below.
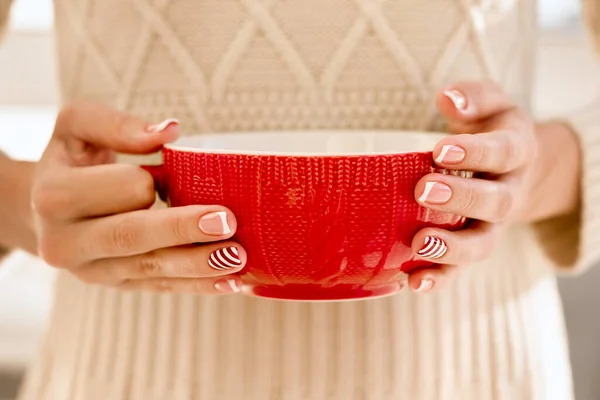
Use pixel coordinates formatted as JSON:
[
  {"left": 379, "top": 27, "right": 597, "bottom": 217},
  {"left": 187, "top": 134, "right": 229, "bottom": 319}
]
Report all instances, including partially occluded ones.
[{"left": 160, "top": 131, "right": 470, "bottom": 301}]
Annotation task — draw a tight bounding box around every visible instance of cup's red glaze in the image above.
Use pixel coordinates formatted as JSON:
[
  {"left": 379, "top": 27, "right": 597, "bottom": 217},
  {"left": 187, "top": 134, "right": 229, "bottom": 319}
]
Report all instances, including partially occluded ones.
[{"left": 145, "top": 132, "right": 470, "bottom": 301}]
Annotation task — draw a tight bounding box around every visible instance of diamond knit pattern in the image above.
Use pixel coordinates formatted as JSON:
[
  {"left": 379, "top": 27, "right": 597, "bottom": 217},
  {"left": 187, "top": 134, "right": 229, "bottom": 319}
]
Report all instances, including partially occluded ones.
[{"left": 53, "top": 0, "right": 535, "bottom": 138}]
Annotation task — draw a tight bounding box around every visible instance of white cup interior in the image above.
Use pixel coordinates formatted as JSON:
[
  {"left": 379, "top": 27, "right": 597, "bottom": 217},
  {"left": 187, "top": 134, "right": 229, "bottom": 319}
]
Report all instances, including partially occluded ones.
[{"left": 165, "top": 130, "right": 449, "bottom": 156}]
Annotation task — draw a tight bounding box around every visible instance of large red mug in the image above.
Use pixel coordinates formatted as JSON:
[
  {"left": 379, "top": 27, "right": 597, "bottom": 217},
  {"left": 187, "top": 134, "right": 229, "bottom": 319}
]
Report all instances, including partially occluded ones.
[{"left": 143, "top": 131, "right": 471, "bottom": 301}]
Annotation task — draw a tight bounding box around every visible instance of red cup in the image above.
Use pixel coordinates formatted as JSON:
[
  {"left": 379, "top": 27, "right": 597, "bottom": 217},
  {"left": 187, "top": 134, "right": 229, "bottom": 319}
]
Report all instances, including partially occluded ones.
[{"left": 143, "top": 131, "right": 471, "bottom": 301}]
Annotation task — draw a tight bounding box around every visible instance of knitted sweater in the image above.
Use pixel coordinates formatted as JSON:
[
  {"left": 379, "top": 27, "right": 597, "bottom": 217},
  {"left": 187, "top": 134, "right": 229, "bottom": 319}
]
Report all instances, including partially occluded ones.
[{"left": 5, "top": 0, "right": 600, "bottom": 399}]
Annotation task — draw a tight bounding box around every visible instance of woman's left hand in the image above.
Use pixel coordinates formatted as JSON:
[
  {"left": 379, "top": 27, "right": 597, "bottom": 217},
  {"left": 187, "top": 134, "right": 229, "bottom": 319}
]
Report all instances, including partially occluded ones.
[{"left": 409, "top": 80, "right": 539, "bottom": 293}]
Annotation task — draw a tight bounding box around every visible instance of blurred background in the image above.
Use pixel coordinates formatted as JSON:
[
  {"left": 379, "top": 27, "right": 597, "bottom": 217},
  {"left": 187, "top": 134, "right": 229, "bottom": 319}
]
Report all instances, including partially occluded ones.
[{"left": 0, "top": 0, "right": 599, "bottom": 399}]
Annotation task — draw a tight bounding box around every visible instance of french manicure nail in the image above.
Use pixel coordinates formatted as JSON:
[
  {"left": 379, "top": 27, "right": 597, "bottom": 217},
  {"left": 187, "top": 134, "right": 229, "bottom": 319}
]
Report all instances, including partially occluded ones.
[
  {"left": 443, "top": 89, "right": 468, "bottom": 111},
  {"left": 199, "top": 211, "right": 232, "bottom": 236},
  {"left": 417, "top": 236, "right": 448, "bottom": 259},
  {"left": 415, "top": 276, "right": 435, "bottom": 292},
  {"left": 214, "top": 278, "right": 241, "bottom": 293},
  {"left": 418, "top": 182, "right": 452, "bottom": 204},
  {"left": 208, "top": 246, "right": 242, "bottom": 271},
  {"left": 435, "top": 145, "right": 465, "bottom": 164},
  {"left": 146, "top": 118, "right": 179, "bottom": 134}
]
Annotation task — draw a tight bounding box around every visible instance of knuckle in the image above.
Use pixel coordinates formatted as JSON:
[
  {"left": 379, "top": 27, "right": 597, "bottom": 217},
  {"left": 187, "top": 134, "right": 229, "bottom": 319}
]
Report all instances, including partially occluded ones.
[
  {"left": 31, "top": 183, "right": 70, "bottom": 219},
  {"left": 170, "top": 213, "right": 194, "bottom": 243},
  {"left": 459, "top": 184, "right": 478, "bottom": 215},
  {"left": 55, "top": 103, "right": 78, "bottom": 128},
  {"left": 492, "top": 185, "right": 514, "bottom": 222},
  {"left": 109, "top": 216, "right": 142, "bottom": 253},
  {"left": 499, "top": 132, "right": 520, "bottom": 172},
  {"left": 150, "top": 279, "right": 176, "bottom": 293},
  {"left": 470, "top": 140, "right": 486, "bottom": 168},
  {"left": 138, "top": 252, "right": 162, "bottom": 278},
  {"left": 176, "top": 256, "right": 201, "bottom": 277},
  {"left": 189, "top": 279, "right": 208, "bottom": 293},
  {"left": 37, "top": 238, "right": 70, "bottom": 269}
]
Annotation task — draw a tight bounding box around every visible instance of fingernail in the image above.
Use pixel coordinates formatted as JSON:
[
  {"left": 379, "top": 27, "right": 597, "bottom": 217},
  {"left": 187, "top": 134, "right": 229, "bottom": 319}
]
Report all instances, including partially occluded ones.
[
  {"left": 146, "top": 118, "right": 179, "bottom": 134},
  {"left": 214, "top": 278, "right": 241, "bottom": 293},
  {"left": 418, "top": 182, "right": 452, "bottom": 204},
  {"left": 443, "top": 89, "right": 468, "bottom": 111},
  {"left": 199, "top": 211, "right": 232, "bottom": 236},
  {"left": 417, "top": 236, "right": 448, "bottom": 259},
  {"left": 435, "top": 145, "right": 465, "bottom": 164},
  {"left": 415, "top": 276, "right": 435, "bottom": 292},
  {"left": 208, "top": 246, "right": 242, "bottom": 271}
]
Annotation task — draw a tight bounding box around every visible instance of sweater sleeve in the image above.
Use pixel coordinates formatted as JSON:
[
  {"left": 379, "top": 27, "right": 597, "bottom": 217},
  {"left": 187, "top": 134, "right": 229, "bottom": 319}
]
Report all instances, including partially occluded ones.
[
  {"left": 533, "top": 101, "right": 600, "bottom": 274},
  {"left": 531, "top": 0, "right": 600, "bottom": 274}
]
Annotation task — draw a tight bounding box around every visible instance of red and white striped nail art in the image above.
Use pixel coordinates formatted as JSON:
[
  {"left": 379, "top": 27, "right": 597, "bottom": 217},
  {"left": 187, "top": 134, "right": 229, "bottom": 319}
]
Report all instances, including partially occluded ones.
[
  {"left": 417, "top": 236, "right": 448, "bottom": 259},
  {"left": 208, "top": 246, "right": 242, "bottom": 271}
]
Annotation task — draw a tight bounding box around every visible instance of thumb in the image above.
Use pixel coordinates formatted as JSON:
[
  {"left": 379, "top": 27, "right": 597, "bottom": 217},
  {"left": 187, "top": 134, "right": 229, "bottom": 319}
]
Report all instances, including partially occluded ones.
[{"left": 53, "top": 101, "right": 180, "bottom": 155}]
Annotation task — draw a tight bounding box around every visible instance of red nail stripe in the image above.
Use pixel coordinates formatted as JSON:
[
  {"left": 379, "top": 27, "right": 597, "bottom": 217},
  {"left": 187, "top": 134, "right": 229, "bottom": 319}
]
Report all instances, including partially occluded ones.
[
  {"left": 417, "top": 236, "right": 447, "bottom": 259},
  {"left": 208, "top": 246, "right": 242, "bottom": 270}
]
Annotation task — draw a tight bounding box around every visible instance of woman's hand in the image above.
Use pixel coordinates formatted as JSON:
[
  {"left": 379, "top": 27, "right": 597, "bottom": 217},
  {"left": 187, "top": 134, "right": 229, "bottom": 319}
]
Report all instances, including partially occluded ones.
[
  {"left": 31, "top": 102, "right": 246, "bottom": 294},
  {"left": 408, "top": 80, "right": 580, "bottom": 293}
]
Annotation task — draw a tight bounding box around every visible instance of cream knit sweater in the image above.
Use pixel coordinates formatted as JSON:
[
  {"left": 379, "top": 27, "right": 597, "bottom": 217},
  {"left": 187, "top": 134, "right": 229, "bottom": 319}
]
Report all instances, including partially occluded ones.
[{"left": 4, "top": 0, "right": 600, "bottom": 399}]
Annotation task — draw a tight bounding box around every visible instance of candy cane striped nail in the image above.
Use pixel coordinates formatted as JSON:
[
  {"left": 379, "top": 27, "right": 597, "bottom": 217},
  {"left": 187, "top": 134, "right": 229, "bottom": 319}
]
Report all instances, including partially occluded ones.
[
  {"left": 208, "top": 246, "right": 242, "bottom": 271},
  {"left": 417, "top": 236, "right": 448, "bottom": 259}
]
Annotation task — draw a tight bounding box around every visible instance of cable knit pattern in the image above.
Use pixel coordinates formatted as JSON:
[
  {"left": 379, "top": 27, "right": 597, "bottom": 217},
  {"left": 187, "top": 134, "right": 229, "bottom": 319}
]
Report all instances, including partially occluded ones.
[{"left": 7, "top": 0, "right": 600, "bottom": 399}]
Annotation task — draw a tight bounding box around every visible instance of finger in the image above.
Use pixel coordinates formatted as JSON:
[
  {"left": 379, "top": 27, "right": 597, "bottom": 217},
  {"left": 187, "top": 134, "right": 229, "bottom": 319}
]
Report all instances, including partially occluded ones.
[
  {"left": 406, "top": 264, "right": 457, "bottom": 293},
  {"left": 31, "top": 164, "right": 158, "bottom": 220},
  {"left": 84, "top": 205, "right": 238, "bottom": 259},
  {"left": 411, "top": 221, "right": 500, "bottom": 266},
  {"left": 432, "top": 130, "right": 531, "bottom": 174},
  {"left": 53, "top": 101, "right": 180, "bottom": 158},
  {"left": 117, "top": 275, "right": 243, "bottom": 295},
  {"left": 436, "top": 80, "right": 515, "bottom": 125},
  {"left": 79, "top": 242, "right": 246, "bottom": 284},
  {"left": 39, "top": 206, "right": 237, "bottom": 266},
  {"left": 415, "top": 173, "right": 520, "bottom": 223}
]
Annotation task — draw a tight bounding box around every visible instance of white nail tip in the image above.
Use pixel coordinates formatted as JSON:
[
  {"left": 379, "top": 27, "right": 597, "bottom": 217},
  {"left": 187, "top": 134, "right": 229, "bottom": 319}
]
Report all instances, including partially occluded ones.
[
  {"left": 226, "top": 279, "right": 241, "bottom": 292},
  {"left": 418, "top": 182, "right": 437, "bottom": 203},
  {"left": 216, "top": 211, "right": 231, "bottom": 235},
  {"left": 418, "top": 236, "right": 448, "bottom": 259},
  {"left": 443, "top": 89, "right": 467, "bottom": 111},
  {"left": 435, "top": 145, "right": 453, "bottom": 164},
  {"left": 416, "top": 278, "right": 434, "bottom": 292},
  {"left": 148, "top": 118, "right": 179, "bottom": 133}
]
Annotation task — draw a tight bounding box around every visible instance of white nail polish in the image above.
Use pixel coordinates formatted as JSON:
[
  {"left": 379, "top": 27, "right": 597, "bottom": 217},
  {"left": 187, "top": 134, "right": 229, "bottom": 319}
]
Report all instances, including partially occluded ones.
[
  {"left": 226, "top": 279, "right": 241, "bottom": 292},
  {"left": 216, "top": 211, "right": 232, "bottom": 235},
  {"left": 418, "top": 181, "right": 436, "bottom": 203},
  {"left": 435, "top": 145, "right": 453, "bottom": 164},
  {"left": 416, "top": 277, "right": 434, "bottom": 292},
  {"left": 147, "top": 118, "right": 179, "bottom": 134},
  {"left": 443, "top": 89, "right": 468, "bottom": 111}
]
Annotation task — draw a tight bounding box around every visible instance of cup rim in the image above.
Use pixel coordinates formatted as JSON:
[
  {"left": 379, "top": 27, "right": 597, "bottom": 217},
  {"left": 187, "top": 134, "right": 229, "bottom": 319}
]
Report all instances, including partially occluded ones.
[{"left": 163, "top": 130, "right": 449, "bottom": 157}]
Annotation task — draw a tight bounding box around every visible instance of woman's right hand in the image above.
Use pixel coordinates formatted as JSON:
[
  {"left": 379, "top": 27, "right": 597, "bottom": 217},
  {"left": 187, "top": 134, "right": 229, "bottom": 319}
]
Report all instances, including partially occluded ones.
[{"left": 31, "top": 102, "right": 246, "bottom": 294}]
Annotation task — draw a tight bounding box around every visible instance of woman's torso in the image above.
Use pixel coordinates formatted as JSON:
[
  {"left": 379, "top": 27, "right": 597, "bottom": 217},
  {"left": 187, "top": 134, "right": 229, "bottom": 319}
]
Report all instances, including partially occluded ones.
[{"left": 18, "top": 1, "right": 575, "bottom": 399}]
